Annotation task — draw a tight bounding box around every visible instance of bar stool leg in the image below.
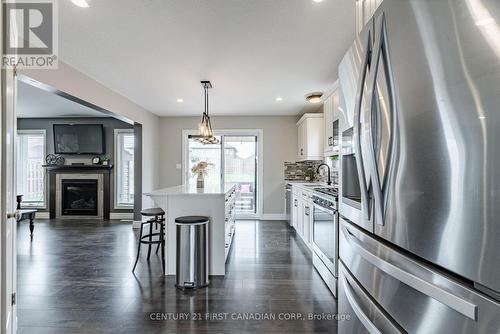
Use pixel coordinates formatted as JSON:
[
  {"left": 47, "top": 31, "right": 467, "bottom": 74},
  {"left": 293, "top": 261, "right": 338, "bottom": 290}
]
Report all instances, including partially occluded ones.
[
  {"left": 147, "top": 220, "right": 153, "bottom": 261},
  {"left": 160, "top": 222, "right": 165, "bottom": 275},
  {"left": 155, "top": 217, "right": 163, "bottom": 255},
  {"left": 132, "top": 223, "right": 144, "bottom": 273}
]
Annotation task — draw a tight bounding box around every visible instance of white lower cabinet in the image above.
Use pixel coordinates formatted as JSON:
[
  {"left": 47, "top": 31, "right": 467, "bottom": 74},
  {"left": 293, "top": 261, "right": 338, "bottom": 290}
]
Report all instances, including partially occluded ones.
[
  {"left": 291, "top": 186, "right": 314, "bottom": 249},
  {"left": 224, "top": 186, "right": 237, "bottom": 262}
]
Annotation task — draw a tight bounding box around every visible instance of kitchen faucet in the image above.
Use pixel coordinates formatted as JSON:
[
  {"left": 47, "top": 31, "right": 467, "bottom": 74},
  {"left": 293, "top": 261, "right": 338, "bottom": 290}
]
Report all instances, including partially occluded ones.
[{"left": 316, "top": 163, "right": 332, "bottom": 186}]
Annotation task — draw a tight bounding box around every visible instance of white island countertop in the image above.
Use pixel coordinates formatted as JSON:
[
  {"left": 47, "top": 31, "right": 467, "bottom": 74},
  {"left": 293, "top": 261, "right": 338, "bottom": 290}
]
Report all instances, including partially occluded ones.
[{"left": 145, "top": 183, "right": 235, "bottom": 196}]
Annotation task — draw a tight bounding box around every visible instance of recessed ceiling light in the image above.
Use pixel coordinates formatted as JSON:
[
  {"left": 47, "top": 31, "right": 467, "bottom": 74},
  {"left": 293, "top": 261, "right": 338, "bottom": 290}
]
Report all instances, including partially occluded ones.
[
  {"left": 306, "top": 93, "right": 323, "bottom": 104},
  {"left": 276, "top": 97, "right": 283, "bottom": 102},
  {"left": 72, "top": 0, "right": 89, "bottom": 8},
  {"left": 177, "top": 98, "right": 184, "bottom": 103},
  {"left": 479, "top": 115, "right": 487, "bottom": 119},
  {"left": 313, "top": 0, "right": 324, "bottom": 3}
]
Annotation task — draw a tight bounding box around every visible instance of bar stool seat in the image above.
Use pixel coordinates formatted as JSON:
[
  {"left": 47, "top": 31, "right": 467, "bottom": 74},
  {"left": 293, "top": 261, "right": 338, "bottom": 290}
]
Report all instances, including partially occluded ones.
[
  {"left": 141, "top": 208, "right": 165, "bottom": 217},
  {"left": 133, "top": 208, "right": 166, "bottom": 274}
]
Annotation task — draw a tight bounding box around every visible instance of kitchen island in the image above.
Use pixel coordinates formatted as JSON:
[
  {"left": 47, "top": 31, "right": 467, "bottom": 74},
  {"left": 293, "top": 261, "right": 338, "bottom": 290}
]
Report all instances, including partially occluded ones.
[{"left": 144, "top": 183, "right": 237, "bottom": 276}]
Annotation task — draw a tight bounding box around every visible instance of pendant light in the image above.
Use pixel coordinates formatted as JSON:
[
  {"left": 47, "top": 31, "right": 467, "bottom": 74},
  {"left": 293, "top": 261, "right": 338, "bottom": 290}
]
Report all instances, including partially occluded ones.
[{"left": 194, "top": 81, "right": 219, "bottom": 145}]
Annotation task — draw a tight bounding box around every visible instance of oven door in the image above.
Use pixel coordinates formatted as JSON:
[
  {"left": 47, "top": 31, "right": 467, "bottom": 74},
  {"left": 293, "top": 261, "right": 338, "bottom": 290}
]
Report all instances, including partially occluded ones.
[{"left": 312, "top": 203, "right": 338, "bottom": 276}]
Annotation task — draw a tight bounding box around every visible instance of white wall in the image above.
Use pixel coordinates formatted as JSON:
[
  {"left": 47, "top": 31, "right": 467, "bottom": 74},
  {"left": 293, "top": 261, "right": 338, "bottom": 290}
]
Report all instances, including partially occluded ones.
[
  {"left": 19, "top": 61, "right": 160, "bottom": 210},
  {"left": 158, "top": 116, "right": 298, "bottom": 216}
]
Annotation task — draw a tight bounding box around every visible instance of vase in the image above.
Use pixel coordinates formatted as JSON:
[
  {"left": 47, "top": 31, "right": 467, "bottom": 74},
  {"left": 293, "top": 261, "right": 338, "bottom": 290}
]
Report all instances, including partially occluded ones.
[{"left": 197, "top": 173, "right": 205, "bottom": 189}]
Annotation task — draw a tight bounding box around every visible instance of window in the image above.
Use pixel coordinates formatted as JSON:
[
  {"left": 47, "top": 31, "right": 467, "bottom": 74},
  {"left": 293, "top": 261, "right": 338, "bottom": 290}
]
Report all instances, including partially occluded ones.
[
  {"left": 16, "top": 130, "right": 46, "bottom": 208},
  {"left": 115, "top": 129, "right": 135, "bottom": 208}
]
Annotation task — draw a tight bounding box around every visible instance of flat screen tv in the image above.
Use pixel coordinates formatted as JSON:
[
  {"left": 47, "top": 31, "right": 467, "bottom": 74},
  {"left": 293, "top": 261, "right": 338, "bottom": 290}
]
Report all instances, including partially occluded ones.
[{"left": 53, "top": 124, "right": 105, "bottom": 155}]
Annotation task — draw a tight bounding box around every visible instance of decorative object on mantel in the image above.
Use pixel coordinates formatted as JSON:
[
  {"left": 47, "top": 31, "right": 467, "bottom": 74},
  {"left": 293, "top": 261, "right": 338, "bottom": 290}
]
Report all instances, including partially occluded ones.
[
  {"left": 92, "top": 156, "right": 101, "bottom": 165},
  {"left": 191, "top": 161, "right": 210, "bottom": 189},
  {"left": 45, "top": 154, "right": 65, "bottom": 166},
  {"left": 190, "top": 81, "right": 219, "bottom": 145},
  {"left": 99, "top": 154, "right": 111, "bottom": 165}
]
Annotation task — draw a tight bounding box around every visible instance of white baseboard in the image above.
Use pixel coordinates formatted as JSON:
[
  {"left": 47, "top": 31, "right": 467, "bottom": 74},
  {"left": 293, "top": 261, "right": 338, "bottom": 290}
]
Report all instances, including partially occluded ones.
[
  {"left": 36, "top": 212, "right": 50, "bottom": 219},
  {"left": 260, "top": 214, "right": 287, "bottom": 221},
  {"left": 110, "top": 212, "right": 134, "bottom": 220}
]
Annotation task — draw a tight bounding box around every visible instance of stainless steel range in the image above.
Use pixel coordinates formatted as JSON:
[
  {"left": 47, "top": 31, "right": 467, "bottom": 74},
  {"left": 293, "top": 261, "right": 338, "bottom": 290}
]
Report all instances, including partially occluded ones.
[{"left": 312, "top": 187, "right": 338, "bottom": 297}]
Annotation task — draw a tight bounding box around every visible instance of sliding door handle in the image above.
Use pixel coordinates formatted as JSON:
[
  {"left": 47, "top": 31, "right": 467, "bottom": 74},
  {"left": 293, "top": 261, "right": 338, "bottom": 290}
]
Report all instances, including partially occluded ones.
[{"left": 341, "top": 224, "right": 478, "bottom": 320}]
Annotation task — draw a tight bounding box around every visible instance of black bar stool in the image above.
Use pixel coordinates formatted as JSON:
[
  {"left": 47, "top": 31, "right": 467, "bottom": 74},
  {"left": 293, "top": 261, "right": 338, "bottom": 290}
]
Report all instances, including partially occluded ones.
[{"left": 132, "top": 208, "right": 166, "bottom": 274}]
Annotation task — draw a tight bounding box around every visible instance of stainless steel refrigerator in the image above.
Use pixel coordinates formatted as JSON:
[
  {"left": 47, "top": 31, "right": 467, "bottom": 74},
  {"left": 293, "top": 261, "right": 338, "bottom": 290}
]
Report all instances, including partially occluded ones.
[{"left": 337, "top": 0, "right": 500, "bottom": 332}]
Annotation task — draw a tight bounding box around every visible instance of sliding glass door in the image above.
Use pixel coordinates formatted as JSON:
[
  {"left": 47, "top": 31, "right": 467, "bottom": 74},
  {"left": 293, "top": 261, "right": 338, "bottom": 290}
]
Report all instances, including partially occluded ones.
[
  {"left": 185, "top": 131, "right": 260, "bottom": 217},
  {"left": 224, "top": 136, "right": 257, "bottom": 215}
]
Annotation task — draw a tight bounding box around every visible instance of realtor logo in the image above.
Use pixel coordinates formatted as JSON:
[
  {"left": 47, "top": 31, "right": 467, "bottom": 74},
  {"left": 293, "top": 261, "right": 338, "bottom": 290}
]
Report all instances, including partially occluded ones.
[{"left": 2, "top": 0, "right": 58, "bottom": 69}]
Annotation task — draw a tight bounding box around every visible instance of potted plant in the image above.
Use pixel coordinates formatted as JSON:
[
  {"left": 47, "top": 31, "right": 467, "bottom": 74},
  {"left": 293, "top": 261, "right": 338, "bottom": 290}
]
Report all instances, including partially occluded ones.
[
  {"left": 191, "top": 161, "right": 210, "bottom": 189},
  {"left": 100, "top": 154, "right": 111, "bottom": 165}
]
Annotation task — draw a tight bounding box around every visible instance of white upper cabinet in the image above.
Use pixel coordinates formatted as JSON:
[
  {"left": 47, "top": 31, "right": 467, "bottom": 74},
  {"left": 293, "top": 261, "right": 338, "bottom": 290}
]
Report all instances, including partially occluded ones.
[
  {"left": 323, "top": 82, "right": 340, "bottom": 157},
  {"left": 297, "top": 113, "right": 324, "bottom": 161}
]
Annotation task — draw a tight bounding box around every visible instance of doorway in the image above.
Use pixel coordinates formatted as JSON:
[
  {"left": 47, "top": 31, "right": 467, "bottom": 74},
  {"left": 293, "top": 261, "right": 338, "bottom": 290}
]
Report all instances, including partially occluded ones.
[{"left": 183, "top": 130, "right": 263, "bottom": 219}]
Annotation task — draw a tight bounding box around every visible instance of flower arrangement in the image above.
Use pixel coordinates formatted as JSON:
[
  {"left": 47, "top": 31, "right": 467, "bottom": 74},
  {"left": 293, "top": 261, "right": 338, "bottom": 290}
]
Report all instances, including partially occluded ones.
[
  {"left": 191, "top": 161, "right": 210, "bottom": 189},
  {"left": 191, "top": 161, "right": 209, "bottom": 176}
]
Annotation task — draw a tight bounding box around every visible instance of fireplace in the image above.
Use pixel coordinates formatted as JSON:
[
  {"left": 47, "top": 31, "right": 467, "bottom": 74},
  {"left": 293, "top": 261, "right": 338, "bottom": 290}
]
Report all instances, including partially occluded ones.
[
  {"left": 61, "top": 179, "right": 99, "bottom": 216},
  {"left": 54, "top": 173, "right": 105, "bottom": 219}
]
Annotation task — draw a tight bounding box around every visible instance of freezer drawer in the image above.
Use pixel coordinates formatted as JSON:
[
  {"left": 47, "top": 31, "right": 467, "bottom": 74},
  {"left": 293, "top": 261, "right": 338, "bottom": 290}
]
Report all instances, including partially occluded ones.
[
  {"left": 339, "top": 218, "right": 500, "bottom": 333},
  {"left": 339, "top": 262, "right": 403, "bottom": 334}
]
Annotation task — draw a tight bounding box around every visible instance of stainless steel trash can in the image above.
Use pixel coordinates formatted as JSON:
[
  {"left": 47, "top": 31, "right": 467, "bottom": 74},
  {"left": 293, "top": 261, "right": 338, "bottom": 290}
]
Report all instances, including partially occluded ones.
[{"left": 175, "top": 216, "right": 210, "bottom": 289}]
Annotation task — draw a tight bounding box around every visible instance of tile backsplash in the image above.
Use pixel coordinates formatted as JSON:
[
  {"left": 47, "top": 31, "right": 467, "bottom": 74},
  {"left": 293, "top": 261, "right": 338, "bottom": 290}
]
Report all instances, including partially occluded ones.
[{"left": 284, "top": 159, "right": 339, "bottom": 184}]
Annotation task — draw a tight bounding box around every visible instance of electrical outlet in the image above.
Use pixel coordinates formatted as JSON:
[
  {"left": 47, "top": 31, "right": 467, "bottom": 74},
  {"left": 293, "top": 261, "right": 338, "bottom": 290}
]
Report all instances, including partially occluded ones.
[{"left": 175, "top": 163, "right": 182, "bottom": 170}]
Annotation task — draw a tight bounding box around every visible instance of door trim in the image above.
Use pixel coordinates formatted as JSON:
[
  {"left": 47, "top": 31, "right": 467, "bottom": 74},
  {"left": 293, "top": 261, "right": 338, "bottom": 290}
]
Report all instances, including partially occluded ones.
[{"left": 1, "top": 67, "right": 18, "bottom": 334}]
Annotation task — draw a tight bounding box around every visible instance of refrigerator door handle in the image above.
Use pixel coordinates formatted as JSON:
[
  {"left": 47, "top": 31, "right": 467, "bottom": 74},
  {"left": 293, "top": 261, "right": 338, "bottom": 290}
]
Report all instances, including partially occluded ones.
[
  {"left": 340, "top": 268, "right": 383, "bottom": 334},
  {"left": 353, "top": 29, "right": 373, "bottom": 223},
  {"left": 366, "top": 13, "right": 398, "bottom": 227},
  {"left": 341, "top": 224, "right": 478, "bottom": 320}
]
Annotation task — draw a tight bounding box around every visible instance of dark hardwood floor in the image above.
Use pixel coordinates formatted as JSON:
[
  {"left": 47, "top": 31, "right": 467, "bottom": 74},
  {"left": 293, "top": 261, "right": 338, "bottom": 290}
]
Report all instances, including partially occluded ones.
[{"left": 17, "top": 219, "right": 338, "bottom": 334}]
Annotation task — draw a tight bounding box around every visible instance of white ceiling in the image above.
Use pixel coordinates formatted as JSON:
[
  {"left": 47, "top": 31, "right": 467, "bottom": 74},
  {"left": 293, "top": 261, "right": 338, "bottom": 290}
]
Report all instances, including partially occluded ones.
[
  {"left": 59, "top": 0, "right": 355, "bottom": 116},
  {"left": 17, "top": 80, "right": 108, "bottom": 118}
]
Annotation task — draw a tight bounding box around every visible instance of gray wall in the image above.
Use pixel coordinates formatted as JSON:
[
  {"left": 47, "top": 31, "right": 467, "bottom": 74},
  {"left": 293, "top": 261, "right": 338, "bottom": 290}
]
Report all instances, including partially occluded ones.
[
  {"left": 158, "top": 116, "right": 298, "bottom": 216},
  {"left": 17, "top": 117, "right": 133, "bottom": 213}
]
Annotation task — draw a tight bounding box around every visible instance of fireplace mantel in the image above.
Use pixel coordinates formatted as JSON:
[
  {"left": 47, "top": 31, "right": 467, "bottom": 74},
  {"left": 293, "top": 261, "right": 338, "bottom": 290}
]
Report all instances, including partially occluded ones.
[
  {"left": 47, "top": 165, "right": 111, "bottom": 220},
  {"left": 44, "top": 164, "right": 113, "bottom": 172}
]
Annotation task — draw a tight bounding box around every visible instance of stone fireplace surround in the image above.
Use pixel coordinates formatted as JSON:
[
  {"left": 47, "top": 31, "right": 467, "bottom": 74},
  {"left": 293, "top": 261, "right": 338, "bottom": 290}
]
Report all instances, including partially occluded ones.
[{"left": 46, "top": 165, "right": 112, "bottom": 220}]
